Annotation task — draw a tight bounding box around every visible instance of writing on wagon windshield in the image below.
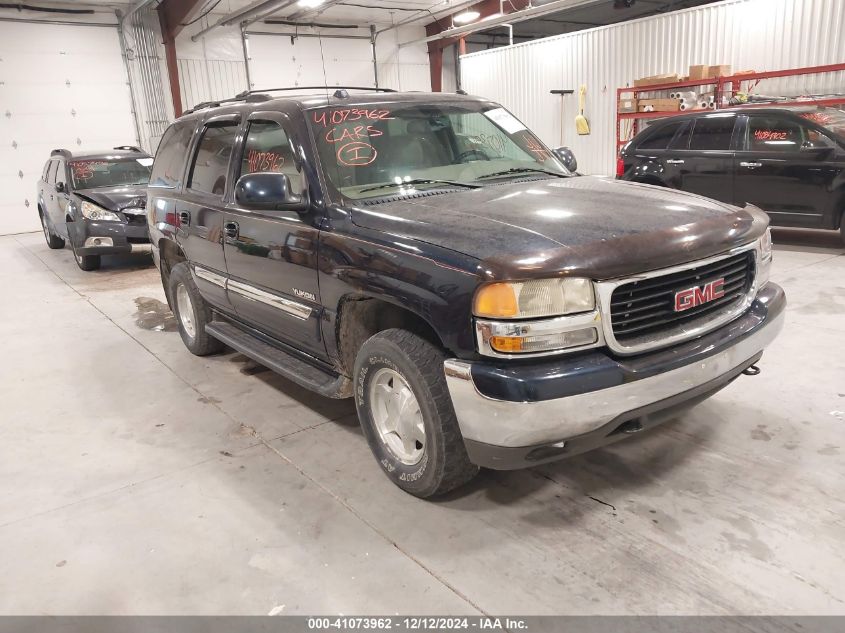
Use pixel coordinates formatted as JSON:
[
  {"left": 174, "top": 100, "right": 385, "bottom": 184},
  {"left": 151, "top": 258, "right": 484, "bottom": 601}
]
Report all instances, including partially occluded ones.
[{"left": 309, "top": 103, "right": 567, "bottom": 200}]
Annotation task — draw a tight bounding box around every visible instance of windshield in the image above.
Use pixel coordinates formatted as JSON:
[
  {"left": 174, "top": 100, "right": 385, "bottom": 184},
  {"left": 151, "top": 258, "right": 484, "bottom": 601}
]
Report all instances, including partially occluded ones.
[
  {"left": 308, "top": 102, "right": 568, "bottom": 200},
  {"left": 798, "top": 108, "right": 845, "bottom": 142},
  {"left": 69, "top": 158, "right": 152, "bottom": 190}
]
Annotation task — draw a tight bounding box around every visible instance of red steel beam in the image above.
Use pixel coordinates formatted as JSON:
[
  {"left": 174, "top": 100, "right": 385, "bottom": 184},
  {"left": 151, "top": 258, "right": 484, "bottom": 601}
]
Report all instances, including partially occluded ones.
[
  {"left": 425, "top": 0, "right": 529, "bottom": 91},
  {"left": 157, "top": 0, "right": 204, "bottom": 117}
]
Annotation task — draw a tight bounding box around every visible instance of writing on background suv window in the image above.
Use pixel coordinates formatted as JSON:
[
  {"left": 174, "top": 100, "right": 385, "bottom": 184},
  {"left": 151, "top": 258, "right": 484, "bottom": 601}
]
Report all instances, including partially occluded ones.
[{"left": 748, "top": 117, "right": 803, "bottom": 151}]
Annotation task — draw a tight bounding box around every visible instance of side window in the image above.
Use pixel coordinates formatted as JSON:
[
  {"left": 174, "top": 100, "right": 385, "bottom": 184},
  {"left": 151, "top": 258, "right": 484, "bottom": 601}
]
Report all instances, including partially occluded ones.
[
  {"left": 638, "top": 121, "right": 682, "bottom": 150},
  {"left": 46, "top": 160, "right": 58, "bottom": 184},
  {"left": 689, "top": 116, "right": 737, "bottom": 151},
  {"left": 149, "top": 121, "right": 193, "bottom": 189},
  {"left": 239, "top": 121, "right": 299, "bottom": 181},
  {"left": 42, "top": 160, "right": 52, "bottom": 181},
  {"left": 188, "top": 123, "right": 238, "bottom": 196},
  {"left": 747, "top": 116, "right": 834, "bottom": 152},
  {"left": 54, "top": 161, "right": 67, "bottom": 189}
]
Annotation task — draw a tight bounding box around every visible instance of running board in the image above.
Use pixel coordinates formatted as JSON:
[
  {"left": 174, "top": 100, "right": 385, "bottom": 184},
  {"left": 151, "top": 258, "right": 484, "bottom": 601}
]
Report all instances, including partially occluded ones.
[{"left": 205, "top": 321, "right": 352, "bottom": 399}]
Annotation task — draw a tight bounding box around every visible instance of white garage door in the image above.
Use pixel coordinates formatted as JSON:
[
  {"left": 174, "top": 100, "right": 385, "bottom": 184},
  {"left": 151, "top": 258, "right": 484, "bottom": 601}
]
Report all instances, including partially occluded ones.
[
  {"left": 248, "top": 34, "right": 376, "bottom": 90},
  {"left": 0, "top": 22, "right": 137, "bottom": 235}
]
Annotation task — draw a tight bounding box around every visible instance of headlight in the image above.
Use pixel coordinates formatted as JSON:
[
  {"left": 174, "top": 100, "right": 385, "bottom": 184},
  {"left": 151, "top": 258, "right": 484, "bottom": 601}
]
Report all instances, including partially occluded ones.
[
  {"left": 760, "top": 227, "right": 773, "bottom": 261},
  {"left": 474, "top": 278, "right": 600, "bottom": 357},
  {"left": 80, "top": 200, "right": 121, "bottom": 222},
  {"left": 473, "top": 277, "right": 595, "bottom": 319},
  {"left": 757, "top": 228, "right": 773, "bottom": 289}
]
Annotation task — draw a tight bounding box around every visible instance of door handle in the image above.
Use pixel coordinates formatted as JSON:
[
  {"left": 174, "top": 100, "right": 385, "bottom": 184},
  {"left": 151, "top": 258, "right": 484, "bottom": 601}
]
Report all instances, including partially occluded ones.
[
  {"left": 223, "top": 221, "right": 239, "bottom": 240},
  {"left": 740, "top": 162, "right": 762, "bottom": 169},
  {"left": 665, "top": 159, "right": 685, "bottom": 165},
  {"left": 178, "top": 211, "right": 191, "bottom": 226}
]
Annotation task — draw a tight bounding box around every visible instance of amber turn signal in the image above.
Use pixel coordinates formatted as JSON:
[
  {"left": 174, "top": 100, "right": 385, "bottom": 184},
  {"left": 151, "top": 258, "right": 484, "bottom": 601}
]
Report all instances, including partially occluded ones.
[
  {"left": 473, "top": 283, "right": 519, "bottom": 318},
  {"left": 489, "top": 336, "right": 524, "bottom": 353}
]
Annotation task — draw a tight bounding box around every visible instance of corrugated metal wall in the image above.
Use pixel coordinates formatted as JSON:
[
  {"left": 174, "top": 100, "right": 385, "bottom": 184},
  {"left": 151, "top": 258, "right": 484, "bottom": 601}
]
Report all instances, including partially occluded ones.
[{"left": 460, "top": 0, "right": 845, "bottom": 175}]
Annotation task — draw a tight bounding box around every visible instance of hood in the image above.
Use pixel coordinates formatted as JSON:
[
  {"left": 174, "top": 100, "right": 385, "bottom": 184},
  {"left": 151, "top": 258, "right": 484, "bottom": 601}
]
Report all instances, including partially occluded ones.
[
  {"left": 75, "top": 185, "right": 148, "bottom": 213},
  {"left": 350, "top": 176, "right": 768, "bottom": 280}
]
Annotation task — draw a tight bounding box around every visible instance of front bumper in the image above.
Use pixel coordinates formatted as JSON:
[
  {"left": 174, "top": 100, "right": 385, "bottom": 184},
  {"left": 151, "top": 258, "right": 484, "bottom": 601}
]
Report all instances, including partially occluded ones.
[
  {"left": 444, "top": 284, "right": 785, "bottom": 469},
  {"left": 68, "top": 218, "right": 151, "bottom": 256}
]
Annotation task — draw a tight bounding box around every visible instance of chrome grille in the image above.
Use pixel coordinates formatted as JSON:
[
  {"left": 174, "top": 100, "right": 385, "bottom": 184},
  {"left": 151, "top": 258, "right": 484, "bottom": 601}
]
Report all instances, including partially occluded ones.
[{"left": 609, "top": 251, "right": 755, "bottom": 343}]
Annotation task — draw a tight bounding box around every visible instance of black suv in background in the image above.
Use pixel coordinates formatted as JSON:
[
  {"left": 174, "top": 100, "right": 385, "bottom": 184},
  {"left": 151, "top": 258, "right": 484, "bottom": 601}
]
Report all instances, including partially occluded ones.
[
  {"left": 618, "top": 107, "right": 845, "bottom": 242},
  {"left": 148, "top": 88, "right": 783, "bottom": 498},
  {"left": 37, "top": 146, "right": 153, "bottom": 270}
]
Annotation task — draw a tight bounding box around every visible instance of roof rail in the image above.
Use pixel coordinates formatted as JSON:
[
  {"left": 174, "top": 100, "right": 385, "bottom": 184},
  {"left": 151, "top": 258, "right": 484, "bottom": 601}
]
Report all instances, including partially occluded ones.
[
  {"left": 113, "top": 145, "right": 142, "bottom": 152},
  {"left": 51, "top": 149, "right": 71, "bottom": 157},
  {"left": 184, "top": 85, "right": 397, "bottom": 115},
  {"left": 235, "top": 86, "right": 397, "bottom": 98}
]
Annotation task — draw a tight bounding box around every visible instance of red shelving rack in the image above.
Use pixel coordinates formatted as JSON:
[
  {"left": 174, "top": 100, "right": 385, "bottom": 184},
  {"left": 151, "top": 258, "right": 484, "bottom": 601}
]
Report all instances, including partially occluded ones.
[{"left": 615, "top": 62, "right": 845, "bottom": 152}]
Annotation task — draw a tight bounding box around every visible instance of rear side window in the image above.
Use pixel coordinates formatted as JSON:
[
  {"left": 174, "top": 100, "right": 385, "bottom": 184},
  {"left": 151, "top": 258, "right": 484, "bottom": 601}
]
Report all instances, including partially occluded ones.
[
  {"left": 188, "top": 124, "right": 238, "bottom": 196},
  {"left": 638, "top": 121, "right": 682, "bottom": 150},
  {"left": 47, "top": 161, "right": 58, "bottom": 184},
  {"left": 689, "top": 116, "right": 736, "bottom": 151},
  {"left": 239, "top": 121, "right": 298, "bottom": 179},
  {"left": 54, "top": 161, "right": 67, "bottom": 189},
  {"left": 150, "top": 121, "right": 193, "bottom": 189}
]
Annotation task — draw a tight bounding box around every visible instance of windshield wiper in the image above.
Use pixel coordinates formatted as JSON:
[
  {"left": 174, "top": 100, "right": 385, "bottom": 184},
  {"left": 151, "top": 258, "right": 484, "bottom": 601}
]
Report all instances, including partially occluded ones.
[
  {"left": 476, "top": 167, "right": 566, "bottom": 180},
  {"left": 359, "top": 178, "right": 480, "bottom": 194}
]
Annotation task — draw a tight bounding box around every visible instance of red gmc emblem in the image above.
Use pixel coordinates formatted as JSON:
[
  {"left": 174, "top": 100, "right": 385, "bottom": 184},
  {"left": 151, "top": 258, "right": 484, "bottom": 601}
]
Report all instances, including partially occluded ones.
[{"left": 674, "top": 278, "right": 726, "bottom": 312}]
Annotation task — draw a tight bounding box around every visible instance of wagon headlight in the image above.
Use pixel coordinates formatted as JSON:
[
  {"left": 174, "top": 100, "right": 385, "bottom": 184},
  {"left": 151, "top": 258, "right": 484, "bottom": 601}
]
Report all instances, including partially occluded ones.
[
  {"left": 473, "top": 277, "right": 595, "bottom": 319},
  {"left": 474, "top": 278, "right": 600, "bottom": 356},
  {"left": 80, "top": 200, "right": 121, "bottom": 222}
]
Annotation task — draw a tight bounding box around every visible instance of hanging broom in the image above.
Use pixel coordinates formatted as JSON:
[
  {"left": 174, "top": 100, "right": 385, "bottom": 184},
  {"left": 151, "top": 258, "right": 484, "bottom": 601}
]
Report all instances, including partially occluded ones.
[{"left": 575, "top": 84, "right": 590, "bottom": 135}]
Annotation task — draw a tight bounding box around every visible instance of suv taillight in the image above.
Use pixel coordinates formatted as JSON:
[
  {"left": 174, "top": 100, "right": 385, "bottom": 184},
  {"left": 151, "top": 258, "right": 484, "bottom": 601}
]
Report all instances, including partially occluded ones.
[{"left": 616, "top": 157, "right": 625, "bottom": 178}]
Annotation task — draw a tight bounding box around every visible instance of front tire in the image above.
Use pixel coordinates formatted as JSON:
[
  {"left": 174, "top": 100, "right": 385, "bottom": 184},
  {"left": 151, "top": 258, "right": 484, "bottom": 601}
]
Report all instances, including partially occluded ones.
[
  {"left": 40, "top": 213, "right": 65, "bottom": 249},
  {"left": 354, "top": 329, "right": 478, "bottom": 498},
  {"left": 71, "top": 242, "right": 100, "bottom": 271},
  {"left": 168, "top": 262, "right": 223, "bottom": 356}
]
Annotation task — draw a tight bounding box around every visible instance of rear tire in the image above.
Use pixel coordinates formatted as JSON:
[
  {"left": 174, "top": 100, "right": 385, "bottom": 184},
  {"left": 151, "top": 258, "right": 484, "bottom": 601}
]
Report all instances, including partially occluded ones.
[
  {"left": 354, "top": 328, "right": 478, "bottom": 498},
  {"left": 40, "top": 212, "right": 65, "bottom": 249},
  {"left": 71, "top": 242, "right": 100, "bottom": 271},
  {"left": 168, "top": 262, "right": 224, "bottom": 356}
]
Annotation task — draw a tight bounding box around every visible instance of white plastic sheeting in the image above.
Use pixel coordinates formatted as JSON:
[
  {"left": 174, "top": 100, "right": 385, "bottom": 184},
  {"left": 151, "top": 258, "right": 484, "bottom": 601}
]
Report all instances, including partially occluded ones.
[
  {"left": 176, "top": 22, "right": 249, "bottom": 113},
  {"left": 460, "top": 0, "right": 845, "bottom": 175},
  {"left": 0, "top": 21, "right": 136, "bottom": 235}
]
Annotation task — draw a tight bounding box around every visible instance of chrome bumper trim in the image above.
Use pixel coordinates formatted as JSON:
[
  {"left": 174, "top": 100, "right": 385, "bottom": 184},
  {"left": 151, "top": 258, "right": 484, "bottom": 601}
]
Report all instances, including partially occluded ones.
[{"left": 444, "top": 298, "right": 784, "bottom": 449}]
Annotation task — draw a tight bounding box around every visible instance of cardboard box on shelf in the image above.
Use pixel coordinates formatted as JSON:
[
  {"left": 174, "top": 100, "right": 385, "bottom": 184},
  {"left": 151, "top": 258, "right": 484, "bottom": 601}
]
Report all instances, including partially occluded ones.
[
  {"left": 618, "top": 98, "right": 638, "bottom": 113},
  {"left": 633, "top": 73, "right": 681, "bottom": 87},
  {"left": 637, "top": 98, "right": 681, "bottom": 112},
  {"left": 689, "top": 65, "right": 709, "bottom": 80},
  {"left": 707, "top": 64, "right": 732, "bottom": 78}
]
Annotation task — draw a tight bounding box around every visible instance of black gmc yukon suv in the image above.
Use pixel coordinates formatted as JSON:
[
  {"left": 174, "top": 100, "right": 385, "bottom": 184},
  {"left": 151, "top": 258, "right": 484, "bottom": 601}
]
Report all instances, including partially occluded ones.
[
  {"left": 38, "top": 146, "right": 153, "bottom": 270},
  {"left": 149, "top": 88, "right": 785, "bottom": 498}
]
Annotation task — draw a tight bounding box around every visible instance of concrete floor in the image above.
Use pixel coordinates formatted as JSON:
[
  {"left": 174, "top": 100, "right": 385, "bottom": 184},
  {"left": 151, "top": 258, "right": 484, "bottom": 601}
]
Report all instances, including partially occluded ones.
[{"left": 0, "top": 228, "right": 843, "bottom": 616}]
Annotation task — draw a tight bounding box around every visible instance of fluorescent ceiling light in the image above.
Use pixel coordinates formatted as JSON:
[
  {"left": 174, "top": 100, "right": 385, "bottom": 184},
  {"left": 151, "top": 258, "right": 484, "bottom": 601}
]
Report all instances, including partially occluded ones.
[
  {"left": 298, "top": 0, "right": 324, "bottom": 7},
  {"left": 453, "top": 10, "right": 481, "bottom": 24}
]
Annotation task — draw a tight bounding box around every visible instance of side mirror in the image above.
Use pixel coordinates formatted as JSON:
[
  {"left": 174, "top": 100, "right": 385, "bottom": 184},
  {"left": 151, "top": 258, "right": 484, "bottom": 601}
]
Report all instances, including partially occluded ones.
[
  {"left": 55, "top": 182, "right": 66, "bottom": 193},
  {"left": 553, "top": 146, "right": 578, "bottom": 172},
  {"left": 234, "top": 172, "right": 308, "bottom": 212}
]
